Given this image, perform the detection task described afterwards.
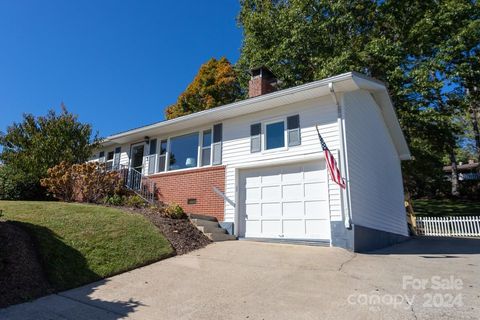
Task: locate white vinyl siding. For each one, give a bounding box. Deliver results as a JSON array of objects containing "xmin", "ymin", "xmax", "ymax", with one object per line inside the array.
[
  {"xmin": 343, "ymin": 90, "xmax": 408, "ymax": 236},
  {"xmin": 222, "ymin": 96, "xmax": 342, "ymax": 224}
]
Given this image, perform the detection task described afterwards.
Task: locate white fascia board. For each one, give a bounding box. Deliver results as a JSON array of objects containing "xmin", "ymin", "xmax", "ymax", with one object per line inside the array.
[
  {"xmin": 102, "ymin": 72, "xmax": 411, "ymax": 160},
  {"xmin": 102, "ymin": 72, "xmax": 358, "ymax": 146}
]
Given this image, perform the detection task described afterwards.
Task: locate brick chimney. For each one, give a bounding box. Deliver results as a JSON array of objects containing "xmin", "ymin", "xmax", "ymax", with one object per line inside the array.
[{"xmin": 248, "ymin": 66, "xmax": 277, "ymax": 98}]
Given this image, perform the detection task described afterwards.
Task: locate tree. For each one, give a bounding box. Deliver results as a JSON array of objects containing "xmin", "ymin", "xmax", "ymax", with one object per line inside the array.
[
  {"xmin": 0, "ymin": 104, "xmax": 100, "ymax": 199},
  {"xmin": 165, "ymin": 57, "xmax": 242, "ymax": 120},
  {"xmin": 237, "ymin": 0, "xmax": 479, "ymax": 197}
]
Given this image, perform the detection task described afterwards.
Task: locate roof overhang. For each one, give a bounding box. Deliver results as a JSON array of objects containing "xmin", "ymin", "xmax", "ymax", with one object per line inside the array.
[{"xmin": 102, "ymin": 72, "xmax": 411, "ymax": 160}]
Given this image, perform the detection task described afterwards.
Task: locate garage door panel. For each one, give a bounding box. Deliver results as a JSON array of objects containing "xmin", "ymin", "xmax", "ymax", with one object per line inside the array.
[
  {"xmin": 262, "ymin": 185, "xmax": 281, "ymax": 200},
  {"xmin": 240, "ymin": 161, "xmax": 330, "ymax": 240},
  {"xmin": 282, "ymin": 202, "xmax": 304, "ymax": 217},
  {"xmin": 283, "ymin": 184, "xmax": 303, "ymax": 200},
  {"xmin": 262, "ymin": 220, "xmax": 281, "ymax": 235},
  {"xmin": 282, "ymin": 166, "xmax": 303, "ymax": 183},
  {"xmin": 246, "ymin": 203, "xmax": 261, "ymax": 218},
  {"xmin": 245, "ymin": 175, "xmax": 261, "ymax": 187},
  {"xmin": 305, "ymin": 200, "xmax": 329, "ymax": 218},
  {"xmin": 304, "ymin": 182, "xmax": 326, "ymax": 200},
  {"xmin": 282, "ymin": 219, "xmax": 304, "ymax": 236},
  {"xmin": 246, "ymin": 187, "xmax": 261, "ymax": 201},
  {"xmin": 262, "ymin": 202, "xmax": 281, "ymax": 217},
  {"xmin": 261, "ymin": 171, "xmax": 281, "ymax": 184}
]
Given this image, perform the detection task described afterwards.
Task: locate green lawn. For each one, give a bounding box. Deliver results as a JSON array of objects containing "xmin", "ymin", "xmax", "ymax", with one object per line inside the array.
[
  {"xmin": 0, "ymin": 201, "xmax": 173, "ymax": 291},
  {"xmin": 413, "ymin": 199, "xmax": 480, "ymax": 217}
]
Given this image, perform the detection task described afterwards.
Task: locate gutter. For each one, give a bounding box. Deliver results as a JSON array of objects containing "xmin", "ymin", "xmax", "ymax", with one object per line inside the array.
[
  {"xmin": 329, "ymin": 82, "xmax": 352, "ymax": 229},
  {"xmin": 104, "ymin": 72, "xmax": 359, "ymax": 142}
]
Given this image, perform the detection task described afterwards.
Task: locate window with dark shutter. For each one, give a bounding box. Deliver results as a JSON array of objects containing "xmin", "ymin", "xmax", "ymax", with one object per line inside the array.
[
  {"xmin": 287, "ymin": 115, "xmax": 301, "ymax": 147},
  {"xmin": 251, "ymin": 123, "xmax": 261, "ymax": 152},
  {"xmin": 99, "ymin": 151, "xmax": 105, "ymax": 163},
  {"xmin": 212, "ymin": 124, "xmax": 222, "ymax": 165}
]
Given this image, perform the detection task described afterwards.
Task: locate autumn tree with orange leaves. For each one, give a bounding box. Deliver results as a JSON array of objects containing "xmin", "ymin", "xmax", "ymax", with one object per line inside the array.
[{"xmin": 165, "ymin": 57, "xmax": 242, "ymax": 120}]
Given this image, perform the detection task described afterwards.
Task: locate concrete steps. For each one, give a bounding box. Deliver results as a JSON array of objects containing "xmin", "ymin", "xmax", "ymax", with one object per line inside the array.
[
  {"xmin": 190, "ymin": 216, "xmax": 237, "ymax": 242},
  {"xmin": 205, "ymin": 232, "xmax": 237, "ymax": 241}
]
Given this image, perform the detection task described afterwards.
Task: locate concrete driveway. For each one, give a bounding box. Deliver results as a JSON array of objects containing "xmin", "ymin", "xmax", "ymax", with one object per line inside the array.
[{"xmin": 1, "ymin": 237, "xmax": 479, "ymax": 320}]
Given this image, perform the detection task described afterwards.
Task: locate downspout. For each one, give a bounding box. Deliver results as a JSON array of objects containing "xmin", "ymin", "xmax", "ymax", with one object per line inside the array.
[{"xmin": 329, "ymin": 82, "xmax": 352, "ymax": 229}]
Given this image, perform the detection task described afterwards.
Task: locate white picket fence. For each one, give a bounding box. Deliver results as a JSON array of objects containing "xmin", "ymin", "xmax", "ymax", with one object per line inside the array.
[{"xmin": 416, "ymin": 216, "xmax": 480, "ymax": 237}]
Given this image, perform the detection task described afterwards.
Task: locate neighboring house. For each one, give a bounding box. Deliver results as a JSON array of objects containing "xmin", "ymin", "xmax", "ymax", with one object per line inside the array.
[
  {"xmin": 443, "ymin": 160, "xmax": 480, "ymax": 181},
  {"xmin": 93, "ymin": 68, "xmax": 411, "ymax": 252}
]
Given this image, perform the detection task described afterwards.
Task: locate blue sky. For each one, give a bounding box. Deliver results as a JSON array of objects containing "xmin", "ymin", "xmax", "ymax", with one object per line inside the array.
[{"xmin": 0, "ymin": 1, "xmax": 242, "ymax": 139}]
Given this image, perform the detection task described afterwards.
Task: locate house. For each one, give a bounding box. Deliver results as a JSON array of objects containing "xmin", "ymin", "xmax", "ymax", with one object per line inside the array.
[{"xmin": 93, "ymin": 68, "xmax": 411, "ymax": 252}]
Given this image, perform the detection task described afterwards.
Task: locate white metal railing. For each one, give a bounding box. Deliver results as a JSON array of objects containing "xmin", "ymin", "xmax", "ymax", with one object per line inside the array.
[
  {"xmin": 416, "ymin": 216, "xmax": 480, "ymax": 237},
  {"xmin": 116, "ymin": 164, "xmax": 156, "ymax": 204}
]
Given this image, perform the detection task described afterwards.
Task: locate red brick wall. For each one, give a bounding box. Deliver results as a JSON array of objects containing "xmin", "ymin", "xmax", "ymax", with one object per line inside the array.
[
  {"xmin": 149, "ymin": 166, "xmax": 226, "ymax": 221},
  {"xmin": 248, "ymin": 77, "xmax": 275, "ymax": 98}
]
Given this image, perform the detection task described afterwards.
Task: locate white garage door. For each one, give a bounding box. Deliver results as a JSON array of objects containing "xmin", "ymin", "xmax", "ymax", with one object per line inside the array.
[{"xmin": 239, "ymin": 161, "xmax": 330, "ymax": 240}]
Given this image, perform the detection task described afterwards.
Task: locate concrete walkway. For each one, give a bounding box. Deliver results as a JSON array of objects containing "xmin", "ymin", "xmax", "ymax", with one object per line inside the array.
[{"xmin": 1, "ymin": 237, "xmax": 479, "ymax": 319}]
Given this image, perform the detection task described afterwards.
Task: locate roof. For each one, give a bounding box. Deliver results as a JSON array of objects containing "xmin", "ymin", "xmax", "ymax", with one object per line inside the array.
[{"xmin": 102, "ymin": 72, "xmax": 411, "ymax": 160}]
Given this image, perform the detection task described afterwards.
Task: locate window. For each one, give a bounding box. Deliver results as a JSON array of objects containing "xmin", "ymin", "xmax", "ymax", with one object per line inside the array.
[
  {"xmin": 147, "ymin": 139, "xmax": 157, "ymax": 174},
  {"xmin": 106, "ymin": 151, "xmax": 114, "ymax": 170},
  {"xmin": 287, "ymin": 115, "xmax": 301, "ymax": 146},
  {"xmin": 113, "ymin": 147, "xmax": 121, "ymax": 169},
  {"xmin": 250, "ymin": 123, "xmax": 261, "ymax": 153},
  {"xmin": 168, "ymin": 132, "xmax": 199, "ymax": 171},
  {"xmin": 212, "ymin": 123, "xmax": 222, "ymax": 165},
  {"xmin": 99, "ymin": 151, "xmax": 105, "ymax": 161},
  {"xmin": 149, "ymin": 139, "xmax": 157, "ymax": 155},
  {"xmin": 265, "ymin": 121, "xmax": 285, "ymax": 150},
  {"xmin": 201, "ymin": 130, "xmax": 212, "ymax": 166},
  {"xmin": 158, "ymin": 140, "xmax": 167, "ymax": 172}
]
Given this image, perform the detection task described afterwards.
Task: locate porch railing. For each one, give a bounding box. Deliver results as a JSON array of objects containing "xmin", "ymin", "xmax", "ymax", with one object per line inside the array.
[{"xmin": 116, "ymin": 164, "xmax": 156, "ymax": 204}]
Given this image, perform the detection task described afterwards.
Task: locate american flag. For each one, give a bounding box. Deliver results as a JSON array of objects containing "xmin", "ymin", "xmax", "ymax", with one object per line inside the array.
[{"xmin": 316, "ymin": 125, "xmax": 346, "ymax": 189}]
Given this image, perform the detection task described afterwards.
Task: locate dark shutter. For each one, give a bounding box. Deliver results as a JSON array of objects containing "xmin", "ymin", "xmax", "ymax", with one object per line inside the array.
[
  {"xmin": 213, "ymin": 123, "xmax": 222, "ymax": 143},
  {"xmin": 287, "ymin": 115, "xmax": 300, "ymax": 130},
  {"xmin": 250, "ymin": 123, "xmax": 261, "ymax": 153},
  {"xmin": 287, "ymin": 115, "xmax": 301, "ymax": 147}
]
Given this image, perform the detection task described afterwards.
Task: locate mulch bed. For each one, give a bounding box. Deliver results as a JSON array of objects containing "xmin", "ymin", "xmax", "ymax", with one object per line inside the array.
[
  {"xmin": 0, "ymin": 221, "xmax": 51, "ymax": 308},
  {"xmin": 119, "ymin": 207, "xmax": 212, "ymax": 255}
]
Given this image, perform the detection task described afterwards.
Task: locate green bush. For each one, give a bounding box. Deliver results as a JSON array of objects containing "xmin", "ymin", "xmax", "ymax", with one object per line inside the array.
[
  {"xmin": 104, "ymin": 194, "xmax": 125, "ymax": 206},
  {"xmin": 164, "ymin": 203, "xmax": 187, "ymax": 219},
  {"xmin": 124, "ymin": 195, "xmax": 146, "ymax": 208},
  {"xmin": 0, "ymin": 165, "xmax": 35, "ymax": 200}
]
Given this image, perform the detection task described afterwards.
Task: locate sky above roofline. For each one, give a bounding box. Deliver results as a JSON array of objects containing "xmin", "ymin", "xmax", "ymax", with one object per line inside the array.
[{"xmin": 0, "ymin": 1, "xmax": 242, "ymax": 141}]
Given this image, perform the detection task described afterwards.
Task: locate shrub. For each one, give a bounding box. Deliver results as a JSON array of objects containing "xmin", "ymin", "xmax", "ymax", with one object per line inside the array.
[
  {"xmin": 164, "ymin": 203, "xmax": 187, "ymax": 219},
  {"xmin": 41, "ymin": 161, "xmax": 123, "ymax": 203},
  {"xmin": 124, "ymin": 195, "xmax": 146, "ymax": 208},
  {"xmin": 39, "ymin": 162, "xmax": 75, "ymax": 201},
  {"xmin": 0, "ymin": 165, "xmax": 29, "ymax": 200},
  {"xmin": 104, "ymin": 194, "xmax": 125, "ymax": 206}
]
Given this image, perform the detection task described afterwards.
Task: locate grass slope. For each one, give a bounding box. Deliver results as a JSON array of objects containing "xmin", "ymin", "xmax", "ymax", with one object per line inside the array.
[
  {"xmin": 413, "ymin": 199, "xmax": 480, "ymax": 217},
  {"xmin": 0, "ymin": 201, "xmax": 173, "ymax": 291}
]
